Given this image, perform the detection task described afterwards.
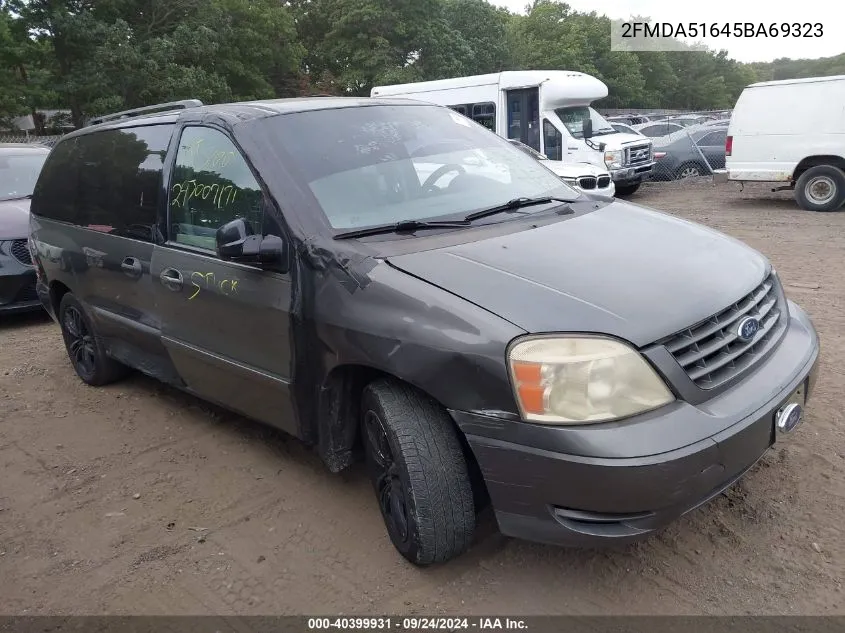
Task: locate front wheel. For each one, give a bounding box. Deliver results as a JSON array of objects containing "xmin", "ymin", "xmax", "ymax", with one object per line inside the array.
[
  {"xmin": 614, "ymin": 183, "xmax": 640, "ymax": 197},
  {"xmin": 794, "ymin": 165, "xmax": 845, "ymax": 212},
  {"xmin": 361, "ymin": 379, "xmax": 475, "ymax": 565}
]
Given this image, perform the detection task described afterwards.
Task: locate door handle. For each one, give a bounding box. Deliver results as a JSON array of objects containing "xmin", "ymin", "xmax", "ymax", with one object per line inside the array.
[
  {"xmin": 159, "ymin": 268, "xmax": 184, "ymax": 292},
  {"xmin": 121, "ymin": 256, "xmax": 143, "ymax": 278}
]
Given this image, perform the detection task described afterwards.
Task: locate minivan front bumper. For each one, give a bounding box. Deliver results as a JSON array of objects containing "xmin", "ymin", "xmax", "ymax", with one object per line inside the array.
[{"xmin": 450, "ymin": 301, "xmax": 819, "ymax": 547}]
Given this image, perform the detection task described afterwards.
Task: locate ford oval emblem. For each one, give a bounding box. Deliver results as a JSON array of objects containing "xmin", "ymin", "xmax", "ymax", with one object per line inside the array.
[{"xmin": 736, "ymin": 316, "xmax": 761, "ymax": 342}]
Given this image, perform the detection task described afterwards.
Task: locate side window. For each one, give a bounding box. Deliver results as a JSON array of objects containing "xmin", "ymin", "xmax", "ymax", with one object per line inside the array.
[
  {"xmin": 31, "ymin": 137, "xmax": 80, "ymax": 223},
  {"xmin": 471, "ymin": 103, "xmax": 495, "ymax": 131},
  {"xmin": 33, "ymin": 125, "xmax": 173, "ymax": 241},
  {"xmin": 699, "ymin": 131, "xmax": 726, "ymax": 147},
  {"xmin": 543, "ymin": 119, "xmax": 562, "ymax": 161},
  {"xmin": 76, "ymin": 125, "xmax": 173, "ymax": 242},
  {"xmin": 168, "ymin": 127, "xmax": 263, "ymax": 251}
]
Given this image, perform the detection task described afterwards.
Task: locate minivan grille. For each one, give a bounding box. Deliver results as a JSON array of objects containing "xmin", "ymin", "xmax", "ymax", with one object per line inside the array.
[
  {"xmin": 625, "ymin": 143, "xmax": 652, "ymax": 167},
  {"xmin": 10, "ymin": 239, "xmax": 32, "ymax": 266},
  {"xmin": 662, "ymin": 274, "xmax": 784, "ymax": 389}
]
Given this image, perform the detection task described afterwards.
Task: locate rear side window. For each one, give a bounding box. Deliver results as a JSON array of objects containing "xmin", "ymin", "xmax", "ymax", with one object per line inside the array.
[
  {"xmin": 697, "ymin": 131, "xmax": 727, "ymax": 147},
  {"xmin": 168, "ymin": 126, "xmax": 263, "ymax": 251},
  {"xmin": 31, "ymin": 139, "xmax": 80, "ymax": 223},
  {"xmin": 31, "ymin": 124, "xmax": 174, "ymax": 243}
]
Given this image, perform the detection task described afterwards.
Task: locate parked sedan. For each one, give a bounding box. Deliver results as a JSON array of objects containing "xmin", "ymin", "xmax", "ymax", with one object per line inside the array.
[
  {"xmin": 610, "ymin": 122, "xmax": 641, "ymax": 136},
  {"xmin": 652, "ymin": 126, "xmax": 727, "ymax": 181},
  {"xmin": 669, "ymin": 114, "xmax": 716, "ymax": 127},
  {"xmin": 1, "ymin": 143, "xmax": 50, "ymax": 314},
  {"xmin": 634, "ymin": 122, "xmax": 685, "ymax": 138}
]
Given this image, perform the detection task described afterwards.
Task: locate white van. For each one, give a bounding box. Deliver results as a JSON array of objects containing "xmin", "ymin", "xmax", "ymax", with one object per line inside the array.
[
  {"xmin": 371, "ymin": 71, "xmax": 654, "ymax": 197},
  {"xmin": 715, "ymin": 75, "xmax": 845, "ymax": 212}
]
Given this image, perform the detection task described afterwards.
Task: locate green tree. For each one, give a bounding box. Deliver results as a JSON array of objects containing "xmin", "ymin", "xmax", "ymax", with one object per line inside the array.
[{"xmin": 442, "ymin": 0, "xmax": 511, "ymax": 75}]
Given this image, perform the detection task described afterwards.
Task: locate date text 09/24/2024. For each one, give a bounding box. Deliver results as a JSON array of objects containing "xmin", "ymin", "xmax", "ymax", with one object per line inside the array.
[
  {"xmin": 621, "ymin": 22, "xmax": 823, "ymax": 39},
  {"xmin": 307, "ymin": 618, "xmax": 528, "ymax": 630}
]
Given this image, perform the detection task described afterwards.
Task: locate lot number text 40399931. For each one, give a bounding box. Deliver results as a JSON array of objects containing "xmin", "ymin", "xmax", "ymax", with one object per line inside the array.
[{"xmin": 307, "ymin": 617, "xmax": 529, "ymax": 630}]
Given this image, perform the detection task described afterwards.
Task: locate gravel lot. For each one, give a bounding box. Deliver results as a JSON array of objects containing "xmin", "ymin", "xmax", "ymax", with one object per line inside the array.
[{"xmin": 1, "ymin": 180, "xmax": 843, "ymax": 615}]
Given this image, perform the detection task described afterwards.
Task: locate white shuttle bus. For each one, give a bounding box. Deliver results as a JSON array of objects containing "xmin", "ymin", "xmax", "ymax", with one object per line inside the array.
[{"xmin": 371, "ymin": 70, "xmax": 655, "ymax": 196}]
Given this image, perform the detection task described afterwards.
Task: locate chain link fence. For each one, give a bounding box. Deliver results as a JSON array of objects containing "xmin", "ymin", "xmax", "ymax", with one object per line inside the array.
[
  {"xmin": 598, "ymin": 109, "xmax": 731, "ymax": 183},
  {"xmin": 0, "ymin": 134, "xmax": 64, "ymax": 147}
]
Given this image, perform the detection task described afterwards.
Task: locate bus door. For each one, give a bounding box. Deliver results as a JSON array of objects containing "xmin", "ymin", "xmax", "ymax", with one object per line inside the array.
[{"xmin": 505, "ymin": 88, "xmax": 540, "ymax": 152}]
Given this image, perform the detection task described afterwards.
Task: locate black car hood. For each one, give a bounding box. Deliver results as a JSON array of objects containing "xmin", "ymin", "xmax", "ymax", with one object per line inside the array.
[{"xmin": 385, "ymin": 201, "xmax": 769, "ymax": 347}]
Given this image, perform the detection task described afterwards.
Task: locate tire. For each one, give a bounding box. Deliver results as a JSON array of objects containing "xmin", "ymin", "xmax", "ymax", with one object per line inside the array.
[
  {"xmin": 614, "ymin": 183, "xmax": 640, "ymax": 197},
  {"xmin": 58, "ymin": 293, "xmax": 129, "ymax": 386},
  {"xmin": 675, "ymin": 162, "xmax": 704, "ymax": 180},
  {"xmin": 361, "ymin": 379, "xmax": 475, "ymax": 565},
  {"xmin": 794, "ymin": 165, "xmax": 845, "ymax": 212}
]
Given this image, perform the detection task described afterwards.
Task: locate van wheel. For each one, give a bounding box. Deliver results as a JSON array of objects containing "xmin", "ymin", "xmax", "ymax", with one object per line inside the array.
[
  {"xmin": 58, "ymin": 293, "xmax": 128, "ymax": 386},
  {"xmin": 361, "ymin": 379, "xmax": 475, "ymax": 565},
  {"xmin": 794, "ymin": 165, "xmax": 845, "ymax": 212},
  {"xmin": 615, "ymin": 183, "xmax": 640, "ymax": 197}
]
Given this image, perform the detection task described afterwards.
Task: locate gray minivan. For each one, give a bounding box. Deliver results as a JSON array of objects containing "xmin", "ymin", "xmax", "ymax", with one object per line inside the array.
[{"xmin": 29, "ymin": 98, "xmax": 819, "ymax": 565}]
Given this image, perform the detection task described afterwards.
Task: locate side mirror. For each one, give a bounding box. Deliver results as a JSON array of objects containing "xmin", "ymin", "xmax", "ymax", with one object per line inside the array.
[
  {"xmin": 216, "ymin": 218, "xmax": 289, "ymax": 272},
  {"xmin": 216, "ymin": 218, "xmax": 257, "ymax": 260},
  {"xmin": 582, "ymin": 118, "xmax": 594, "ymax": 140}
]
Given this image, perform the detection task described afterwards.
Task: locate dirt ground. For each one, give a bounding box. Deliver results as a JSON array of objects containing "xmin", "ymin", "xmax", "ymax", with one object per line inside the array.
[{"xmin": 1, "ymin": 179, "xmax": 843, "ymax": 616}]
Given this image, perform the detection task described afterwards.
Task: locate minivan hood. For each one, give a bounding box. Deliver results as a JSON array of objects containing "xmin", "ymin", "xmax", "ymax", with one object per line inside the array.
[
  {"xmin": 0, "ymin": 198, "xmax": 31, "ymax": 240},
  {"xmin": 386, "ymin": 201, "xmax": 768, "ymax": 347}
]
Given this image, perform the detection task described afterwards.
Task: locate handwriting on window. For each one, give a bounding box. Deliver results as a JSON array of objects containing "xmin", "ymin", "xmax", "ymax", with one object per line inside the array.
[
  {"xmin": 171, "ymin": 179, "xmax": 239, "ymax": 210},
  {"xmin": 182, "ymin": 138, "xmax": 237, "ymax": 170}
]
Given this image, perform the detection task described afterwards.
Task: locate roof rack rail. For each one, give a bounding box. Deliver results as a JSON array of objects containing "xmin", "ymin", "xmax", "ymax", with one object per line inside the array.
[{"xmin": 86, "ymin": 99, "xmax": 204, "ymax": 127}]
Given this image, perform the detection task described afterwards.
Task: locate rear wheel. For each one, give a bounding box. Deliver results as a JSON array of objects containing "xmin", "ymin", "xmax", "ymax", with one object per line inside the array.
[
  {"xmin": 361, "ymin": 379, "xmax": 475, "ymax": 565},
  {"xmin": 614, "ymin": 183, "xmax": 640, "ymax": 197},
  {"xmin": 58, "ymin": 293, "xmax": 128, "ymax": 386},
  {"xmin": 794, "ymin": 165, "xmax": 845, "ymax": 212},
  {"xmin": 675, "ymin": 162, "xmax": 704, "ymax": 179}
]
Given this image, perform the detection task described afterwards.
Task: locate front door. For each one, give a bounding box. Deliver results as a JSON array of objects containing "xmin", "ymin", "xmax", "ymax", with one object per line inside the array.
[
  {"xmin": 506, "ymin": 88, "xmax": 541, "ymax": 152},
  {"xmin": 150, "ymin": 124, "xmax": 297, "ymax": 435}
]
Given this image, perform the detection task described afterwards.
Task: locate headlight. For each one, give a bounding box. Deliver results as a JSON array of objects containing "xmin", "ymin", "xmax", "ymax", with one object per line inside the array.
[
  {"xmin": 508, "ymin": 336, "xmax": 674, "ymax": 424},
  {"xmin": 604, "ymin": 150, "xmax": 623, "ymax": 169}
]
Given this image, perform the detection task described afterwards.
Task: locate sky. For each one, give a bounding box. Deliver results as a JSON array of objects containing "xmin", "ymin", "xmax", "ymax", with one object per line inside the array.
[{"xmin": 491, "ymin": 0, "xmax": 844, "ymax": 63}]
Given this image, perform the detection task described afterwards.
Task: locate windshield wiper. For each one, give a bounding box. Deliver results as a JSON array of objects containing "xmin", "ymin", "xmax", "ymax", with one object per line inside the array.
[
  {"xmin": 463, "ymin": 196, "xmax": 575, "ymax": 222},
  {"xmin": 334, "ymin": 219, "xmax": 471, "ymax": 240}
]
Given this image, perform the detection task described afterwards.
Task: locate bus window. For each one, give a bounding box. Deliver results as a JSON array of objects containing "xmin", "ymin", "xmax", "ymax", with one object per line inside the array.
[
  {"xmin": 471, "ymin": 103, "xmax": 495, "ymax": 131},
  {"xmin": 543, "ymin": 119, "xmax": 562, "ymax": 161},
  {"xmin": 450, "ymin": 105, "xmax": 469, "ymax": 116}
]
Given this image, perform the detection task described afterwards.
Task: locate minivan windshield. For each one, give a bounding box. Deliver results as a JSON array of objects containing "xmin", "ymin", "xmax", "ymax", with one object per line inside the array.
[
  {"xmin": 507, "ymin": 139, "xmax": 548, "ymax": 161},
  {"xmin": 555, "ymin": 106, "xmax": 616, "ymax": 139},
  {"xmin": 262, "ymin": 104, "xmax": 578, "ymax": 230},
  {"xmin": 0, "ymin": 151, "xmax": 48, "ymax": 201}
]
